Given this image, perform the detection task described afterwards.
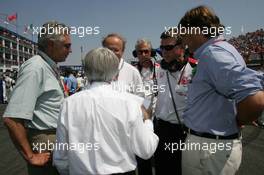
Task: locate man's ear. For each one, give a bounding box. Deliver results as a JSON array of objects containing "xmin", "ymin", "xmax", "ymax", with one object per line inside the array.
[
  {"xmin": 46, "ymin": 40, "xmax": 56, "ymax": 58},
  {"xmin": 47, "ymin": 40, "xmax": 54, "ymax": 49},
  {"xmin": 47, "ymin": 40, "xmax": 56, "ymax": 54}
]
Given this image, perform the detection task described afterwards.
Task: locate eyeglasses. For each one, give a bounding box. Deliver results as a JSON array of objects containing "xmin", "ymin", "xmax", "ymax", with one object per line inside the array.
[
  {"xmin": 160, "ymin": 44, "xmax": 179, "ymax": 51},
  {"xmin": 137, "ymin": 49, "xmax": 150, "ymax": 55},
  {"xmin": 64, "ymin": 43, "xmax": 71, "ymax": 49}
]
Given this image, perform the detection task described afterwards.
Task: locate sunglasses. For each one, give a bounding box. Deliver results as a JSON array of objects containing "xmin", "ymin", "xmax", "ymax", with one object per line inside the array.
[
  {"xmin": 137, "ymin": 49, "xmax": 150, "ymax": 55},
  {"xmin": 160, "ymin": 44, "xmax": 179, "ymax": 51},
  {"xmin": 64, "ymin": 43, "xmax": 71, "ymax": 49}
]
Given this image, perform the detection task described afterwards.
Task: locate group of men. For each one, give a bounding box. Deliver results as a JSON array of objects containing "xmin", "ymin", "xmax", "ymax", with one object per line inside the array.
[{"xmin": 2, "ymin": 5, "xmax": 264, "ymax": 175}]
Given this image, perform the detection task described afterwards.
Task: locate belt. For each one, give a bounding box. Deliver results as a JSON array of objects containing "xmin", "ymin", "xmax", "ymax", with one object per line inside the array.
[
  {"xmin": 156, "ymin": 118, "xmax": 181, "ymax": 126},
  {"xmin": 27, "ymin": 128, "xmax": 56, "ymax": 135},
  {"xmin": 184, "ymin": 126, "xmax": 241, "ymax": 140}
]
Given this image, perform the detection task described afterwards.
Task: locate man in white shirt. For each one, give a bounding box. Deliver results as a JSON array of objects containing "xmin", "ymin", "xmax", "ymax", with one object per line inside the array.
[
  {"xmin": 133, "ymin": 38, "xmax": 160, "ymax": 113},
  {"xmin": 102, "ymin": 33, "xmax": 143, "ymax": 96},
  {"xmin": 154, "ymin": 29, "xmax": 193, "ymax": 175},
  {"xmin": 53, "ymin": 48, "xmax": 159, "ymax": 175}
]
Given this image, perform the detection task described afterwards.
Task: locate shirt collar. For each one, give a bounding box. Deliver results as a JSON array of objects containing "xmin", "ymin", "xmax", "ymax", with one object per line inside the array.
[
  {"xmin": 118, "ymin": 58, "xmax": 124, "ymax": 70},
  {"xmin": 194, "ymin": 35, "xmax": 225, "ymax": 59},
  {"xmin": 38, "ymin": 50, "xmax": 58, "ymax": 70},
  {"xmin": 90, "ymin": 81, "xmax": 111, "ymax": 89}
]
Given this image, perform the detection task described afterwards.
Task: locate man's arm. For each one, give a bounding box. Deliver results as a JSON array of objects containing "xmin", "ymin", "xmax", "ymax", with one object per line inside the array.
[
  {"xmin": 237, "ymin": 91, "xmax": 264, "ymax": 125},
  {"xmin": 3, "ymin": 117, "xmax": 50, "ymax": 166},
  {"xmin": 130, "ymin": 105, "xmax": 159, "ymax": 160}
]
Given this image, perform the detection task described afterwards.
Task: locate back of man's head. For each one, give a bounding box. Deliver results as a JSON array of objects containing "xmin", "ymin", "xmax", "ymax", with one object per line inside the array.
[
  {"xmin": 178, "ymin": 5, "xmax": 224, "ymax": 38},
  {"xmin": 83, "ymin": 47, "xmax": 119, "ymax": 83}
]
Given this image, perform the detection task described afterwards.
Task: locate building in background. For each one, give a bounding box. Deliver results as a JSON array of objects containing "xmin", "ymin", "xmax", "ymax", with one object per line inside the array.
[{"xmin": 0, "ymin": 25, "xmax": 37, "ymax": 72}]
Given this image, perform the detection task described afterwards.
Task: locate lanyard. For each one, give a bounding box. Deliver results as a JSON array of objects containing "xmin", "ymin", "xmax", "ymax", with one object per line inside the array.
[
  {"xmin": 38, "ymin": 50, "xmax": 68, "ymax": 97},
  {"xmin": 166, "ymin": 71, "xmax": 183, "ymax": 128}
]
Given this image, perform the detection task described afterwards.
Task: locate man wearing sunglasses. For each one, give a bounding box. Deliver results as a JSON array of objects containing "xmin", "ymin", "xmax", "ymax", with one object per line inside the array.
[
  {"xmin": 3, "ymin": 21, "xmax": 71, "ymax": 175},
  {"xmin": 154, "ymin": 28, "xmax": 193, "ymax": 175}
]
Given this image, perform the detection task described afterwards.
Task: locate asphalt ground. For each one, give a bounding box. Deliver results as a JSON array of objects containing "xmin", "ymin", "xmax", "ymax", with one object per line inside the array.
[{"xmin": 0, "ymin": 104, "xmax": 263, "ymax": 175}]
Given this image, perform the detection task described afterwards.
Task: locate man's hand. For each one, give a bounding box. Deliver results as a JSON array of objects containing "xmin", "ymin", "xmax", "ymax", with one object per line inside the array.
[
  {"xmin": 3, "ymin": 117, "xmax": 50, "ymax": 166},
  {"xmin": 28, "ymin": 152, "xmax": 51, "ymax": 166},
  {"xmin": 141, "ymin": 105, "xmax": 151, "ymax": 121}
]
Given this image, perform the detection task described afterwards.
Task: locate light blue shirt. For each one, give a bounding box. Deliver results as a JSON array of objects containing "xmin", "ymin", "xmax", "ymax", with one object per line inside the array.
[
  {"xmin": 66, "ymin": 74, "xmax": 78, "ymax": 93},
  {"xmin": 183, "ymin": 35, "xmax": 264, "ymax": 136},
  {"xmin": 3, "ymin": 53, "xmax": 64, "ymax": 130}
]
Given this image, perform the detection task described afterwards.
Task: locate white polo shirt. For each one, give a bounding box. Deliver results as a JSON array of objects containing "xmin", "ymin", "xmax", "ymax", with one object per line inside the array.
[{"xmin": 155, "ymin": 63, "xmax": 193, "ymax": 124}]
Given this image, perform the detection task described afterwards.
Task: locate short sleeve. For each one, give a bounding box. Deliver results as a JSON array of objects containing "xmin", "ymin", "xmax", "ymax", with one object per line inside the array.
[
  {"xmin": 205, "ymin": 46, "xmax": 263, "ymax": 103},
  {"xmin": 3, "ymin": 66, "xmax": 42, "ymax": 120}
]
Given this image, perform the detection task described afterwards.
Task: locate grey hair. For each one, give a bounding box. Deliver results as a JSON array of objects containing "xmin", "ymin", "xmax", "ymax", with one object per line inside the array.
[
  {"xmin": 135, "ymin": 38, "xmax": 152, "ymax": 50},
  {"xmin": 38, "ymin": 20, "xmax": 69, "ymax": 51},
  {"xmin": 83, "ymin": 47, "xmax": 119, "ymax": 83}
]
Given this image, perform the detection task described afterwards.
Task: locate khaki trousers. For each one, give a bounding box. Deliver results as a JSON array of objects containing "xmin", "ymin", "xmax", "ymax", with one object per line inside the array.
[
  {"xmin": 182, "ymin": 133, "xmax": 242, "ymax": 175},
  {"xmin": 27, "ymin": 128, "xmax": 59, "ymax": 175}
]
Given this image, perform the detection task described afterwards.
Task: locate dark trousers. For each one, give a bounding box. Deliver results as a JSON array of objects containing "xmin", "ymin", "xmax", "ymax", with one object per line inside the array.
[
  {"xmin": 154, "ymin": 119, "xmax": 186, "ymax": 175},
  {"xmin": 112, "ymin": 170, "xmax": 135, "ymax": 175},
  {"xmin": 136, "ymin": 156, "xmax": 152, "ymax": 175}
]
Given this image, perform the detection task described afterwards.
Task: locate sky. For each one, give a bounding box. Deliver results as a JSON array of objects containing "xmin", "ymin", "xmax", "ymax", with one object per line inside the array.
[{"xmin": 0, "ymin": 0, "xmax": 264, "ymax": 65}]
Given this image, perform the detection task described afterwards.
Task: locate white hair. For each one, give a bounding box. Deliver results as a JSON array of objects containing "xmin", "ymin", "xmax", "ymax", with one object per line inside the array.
[
  {"xmin": 83, "ymin": 47, "xmax": 119, "ymax": 83},
  {"xmin": 135, "ymin": 38, "xmax": 152, "ymax": 50}
]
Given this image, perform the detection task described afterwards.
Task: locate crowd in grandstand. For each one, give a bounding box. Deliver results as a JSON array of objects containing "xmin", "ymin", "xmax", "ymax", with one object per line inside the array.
[{"xmin": 229, "ymin": 28, "xmax": 264, "ymax": 64}]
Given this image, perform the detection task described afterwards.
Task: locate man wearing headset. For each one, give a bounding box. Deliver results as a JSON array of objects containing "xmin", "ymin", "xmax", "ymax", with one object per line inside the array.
[
  {"xmin": 133, "ymin": 38, "xmax": 160, "ymax": 175},
  {"xmin": 154, "ymin": 28, "xmax": 193, "ymax": 175},
  {"xmin": 133, "ymin": 39, "xmax": 160, "ymax": 115}
]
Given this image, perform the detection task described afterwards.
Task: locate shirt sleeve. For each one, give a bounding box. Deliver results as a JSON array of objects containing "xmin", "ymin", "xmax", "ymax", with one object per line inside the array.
[
  {"xmin": 53, "ymin": 100, "xmax": 69, "ymax": 175},
  {"xmin": 205, "ymin": 45, "xmax": 263, "ymax": 103},
  {"xmin": 3, "ymin": 66, "xmax": 41, "ymax": 120},
  {"xmin": 132, "ymin": 68, "xmax": 144, "ymax": 97},
  {"xmin": 129, "ymin": 105, "xmax": 159, "ymax": 159}
]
